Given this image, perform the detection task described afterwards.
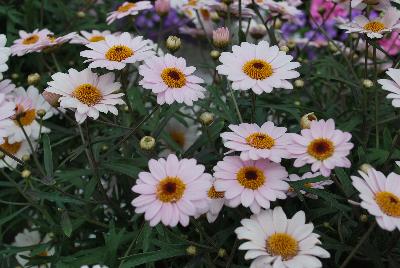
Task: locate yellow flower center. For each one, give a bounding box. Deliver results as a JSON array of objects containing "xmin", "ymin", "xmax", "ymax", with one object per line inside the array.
[
  {"xmin": 236, "ymin": 166, "xmax": 265, "ymax": 190},
  {"xmin": 246, "ymin": 132, "xmax": 275, "ymax": 149},
  {"xmin": 73, "ymin": 83, "xmax": 103, "ymax": 106},
  {"xmin": 0, "ymin": 139, "xmax": 21, "ymax": 155},
  {"xmin": 242, "ymin": 59, "xmax": 273, "ymax": 80},
  {"xmin": 22, "ymin": 35, "xmax": 39, "ymax": 45},
  {"xmin": 363, "ymin": 21, "xmax": 385, "ymax": 32},
  {"xmin": 208, "ymin": 186, "xmax": 225, "ymax": 199},
  {"xmin": 307, "ymin": 138, "xmax": 334, "ymax": 161},
  {"xmin": 156, "ymin": 177, "xmax": 186, "ymax": 203},
  {"xmin": 170, "ymin": 131, "xmax": 185, "ymax": 148},
  {"xmin": 37, "ymin": 251, "xmax": 48, "ymax": 257},
  {"xmin": 161, "ymin": 68, "xmax": 187, "ymax": 88},
  {"xmin": 375, "ymin": 191, "xmax": 400, "ymax": 217},
  {"xmin": 117, "ymin": 2, "xmax": 136, "ymax": 12},
  {"xmin": 14, "ymin": 105, "xmax": 36, "ymax": 126},
  {"xmin": 105, "ymin": 45, "xmax": 134, "ymax": 62},
  {"xmin": 266, "ymin": 233, "xmax": 299, "ymax": 261},
  {"xmin": 89, "ymin": 35, "xmax": 105, "ymax": 42}
]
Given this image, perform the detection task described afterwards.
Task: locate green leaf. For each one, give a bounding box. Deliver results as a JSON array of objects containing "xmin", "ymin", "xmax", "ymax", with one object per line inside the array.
[
  {"xmin": 0, "ymin": 206, "xmax": 28, "ymax": 225},
  {"xmin": 120, "ymin": 246, "xmax": 186, "ymax": 268},
  {"xmin": 103, "ymin": 160, "xmax": 141, "ymax": 178},
  {"xmin": 42, "ymin": 134, "xmax": 53, "ymax": 178},
  {"xmin": 334, "ymin": 168, "xmax": 354, "ymax": 197},
  {"xmin": 61, "ymin": 211, "xmax": 73, "ymax": 237}
]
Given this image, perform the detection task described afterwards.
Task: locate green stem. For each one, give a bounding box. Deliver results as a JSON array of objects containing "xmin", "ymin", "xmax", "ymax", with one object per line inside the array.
[{"xmin": 228, "ymin": 83, "xmax": 243, "ymax": 123}]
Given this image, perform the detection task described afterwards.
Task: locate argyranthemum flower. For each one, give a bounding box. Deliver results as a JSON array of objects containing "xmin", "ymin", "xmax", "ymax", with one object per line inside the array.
[
  {"xmin": 351, "ymin": 168, "xmax": 400, "ymax": 231},
  {"xmin": 12, "ymin": 229, "xmax": 54, "ymax": 268},
  {"xmin": 0, "ymin": 138, "xmax": 33, "ymax": 168},
  {"xmin": 235, "ymin": 206, "xmax": 330, "ymax": 268},
  {"xmin": 217, "ymin": 41, "xmax": 300, "ymax": 94},
  {"xmin": 139, "ymin": 54, "xmax": 206, "ymax": 105},
  {"xmin": 45, "ymin": 68, "xmax": 125, "ymax": 124},
  {"xmin": 7, "ymin": 86, "xmax": 53, "ymax": 143},
  {"xmin": 0, "ymin": 95, "xmax": 14, "ymax": 145},
  {"xmin": 339, "ymin": 7, "xmax": 400, "ymax": 39},
  {"xmin": 131, "ymin": 154, "xmax": 212, "ymax": 227},
  {"xmin": 213, "ymin": 156, "xmax": 289, "ymax": 214},
  {"xmin": 351, "ymin": 0, "xmax": 391, "ymax": 10},
  {"xmin": 163, "ymin": 117, "xmax": 199, "ymax": 153},
  {"xmin": 378, "ymin": 68, "xmax": 400, "ymax": 107},
  {"xmin": 0, "ymin": 34, "xmax": 10, "ymax": 80},
  {"xmin": 70, "ymin": 30, "xmax": 113, "ymax": 45},
  {"xmin": 221, "ymin": 122, "xmax": 291, "ymax": 162},
  {"xmin": 198, "ymin": 178, "xmax": 228, "ymax": 223},
  {"xmin": 40, "ymin": 32, "xmax": 76, "ymax": 50},
  {"xmin": 10, "ymin": 29, "xmax": 52, "ymax": 56},
  {"xmin": 0, "ymin": 79, "xmax": 16, "ymax": 96},
  {"xmin": 106, "ymin": 1, "xmax": 153, "ymax": 24},
  {"xmin": 287, "ymin": 172, "xmax": 333, "ymax": 199},
  {"xmin": 80, "ymin": 32, "xmax": 155, "ymax": 70},
  {"xmin": 289, "ymin": 119, "xmax": 353, "ymax": 177}
]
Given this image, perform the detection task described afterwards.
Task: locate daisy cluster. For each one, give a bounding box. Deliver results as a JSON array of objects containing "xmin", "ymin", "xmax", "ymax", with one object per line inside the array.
[{"xmin": 2, "ymin": 0, "xmax": 400, "ymax": 267}]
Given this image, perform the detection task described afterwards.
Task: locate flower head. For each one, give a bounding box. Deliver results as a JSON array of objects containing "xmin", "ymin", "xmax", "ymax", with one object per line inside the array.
[
  {"xmin": 70, "ymin": 30, "xmax": 113, "ymax": 45},
  {"xmin": 0, "ymin": 34, "xmax": 10, "ymax": 80},
  {"xmin": 45, "ymin": 68, "xmax": 125, "ymax": 124},
  {"xmin": 106, "ymin": 1, "xmax": 153, "ymax": 24},
  {"xmin": 0, "ymin": 95, "xmax": 14, "ymax": 145},
  {"xmin": 217, "ymin": 41, "xmax": 300, "ymax": 94},
  {"xmin": 213, "ymin": 27, "xmax": 230, "ymax": 48},
  {"xmin": 0, "ymin": 138, "xmax": 33, "ymax": 169},
  {"xmin": 235, "ymin": 206, "xmax": 330, "ymax": 267},
  {"xmin": 10, "ymin": 29, "xmax": 52, "ymax": 56},
  {"xmin": 131, "ymin": 154, "xmax": 212, "ymax": 227},
  {"xmin": 378, "ymin": 68, "xmax": 400, "ymax": 108}
]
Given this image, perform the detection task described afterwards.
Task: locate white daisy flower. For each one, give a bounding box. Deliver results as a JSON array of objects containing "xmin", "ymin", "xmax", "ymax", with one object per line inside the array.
[
  {"xmin": 352, "ymin": 168, "xmax": 400, "ymax": 231},
  {"xmin": 350, "ymin": 0, "xmax": 392, "ymax": 10},
  {"xmin": 40, "ymin": 32, "xmax": 76, "ymax": 49},
  {"xmin": 10, "ymin": 29, "xmax": 52, "ymax": 56},
  {"xmin": 106, "ymin": 1, "xmax": 153, "ymax": 25},
  {"xmin": 163, "ymin": 117, "xmax": 199, "ymax": 152},
  {"xmin": 0, "ymin": 138, "xmax": 34, "ymax": 168},
  {"xmin": 0, "ymin": 95, "xmax": 14, "ymax": 145},
  {"xmin": 45, "ymin": 68, "xmax": 125, "ymax": 124},
  {"xmin": 378, "ymin": 68, "xmax": 400, "ymax": 108},
  {"xmin": 235, "ymin": 206, "xmax": 330, "ymax": 268},
  {"xmin": 7, "ymin": 86, "xmax": 53, "ymax": 143},
  {"xmin": 204, "ymin": 179, "xmax": 228, "ymax": 223},
  {"xmin": 80, "ymin": 32, "xmax": 155, "ymax": 70},
  {"xmin": 12, "ymin": 229, "xmax": 55, "ymax": 268},
  {"xmin": 287, "ymin": 172, "xmax": 334, "ymax": 199},
  {"xmin": 0, "ymin": 34, "xmax": 10, "ymax": 80},
  {"xmin": 217, "ymin": 41, "xmax": 300, "ymax": 94},
  {"xmin": 70, "ymin": 30, "xmax": 114, "ymax": 45},
  {"xmin": 339, "ymin": 7, "xmax": 400, "ymax": 39}
]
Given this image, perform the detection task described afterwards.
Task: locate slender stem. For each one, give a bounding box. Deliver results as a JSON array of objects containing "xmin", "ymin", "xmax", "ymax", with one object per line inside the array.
[
  {"xmin": 51, "ymin": 53, "xmax": 62, "ymax": 72},
  {"xmin": 228, "ymin": 83, "xmax": 243, "ymax": 123},
  {"xmin": 251, "ymin": 92, "xmax": 256, "ymax": 123},
  {"xmin": 195, "ymin": 10, "xmax": 212, "ymax": 46},
  {"xmin": 238, "ymin": 0, "xmax": 242, "ymax": 40},
  {"xmin": 251, "ymin": 0, "xmax": 277, "ymax": 45},
  {"xmin": 225, "ymin": 238, "xmax": 239, "ymax": 268},
  {"xmin": 373, "ymin": 43, "xmax": 379, "ymax": 148},
  {"xmin": 118, "ymin": 221, "xmax": 146, "ymax": 266}
]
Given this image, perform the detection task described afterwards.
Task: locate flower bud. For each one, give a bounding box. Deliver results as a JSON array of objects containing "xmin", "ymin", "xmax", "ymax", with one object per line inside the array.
[
  {"xmin": 155, "ymin": 0, "xmax": 170, "ymax": 17},
  {"xmin": 166, "ymin": 36, "xmax": 181, "ymax": 53},
  {"xmin": 27, "ymin": 73, "xmax": 40, "ymax": 85},
  {"xmin": 218, "ymin": 248, "xmax": 226, "ymax": 258},
  {"xmin": 213, "ymin": 27, "xmax": 230, "ymax": 49},
  {"xmin": 300, "ymin": 112, "xmax": 317, "ymax": 129},
  {"xmin": 210, "ymin": 12, "xmax": 220, "ymax": 23},
  {"xmin": 123, "ymin": 105, "xmax": 129, "ymax": 112},
  {"xmin": 350, "ymin": 33, "xmax": 359, "ymax": 39},
  {"xmin": 363, "ymin": 79, "xmax": 374, "ymax": 88},
  {"xmin": 37, "ymin": 109, "xmax": 47, "ymax": 118},
  {"xmin": 279, "ymin": 45, "xmax": 289, "ymax": 53},
  {"xmin": 323, "ymin": 222, "xmax": 330, "ymax": 228},
  {"xmin": 199, "ymin": 112, "xmax": 214, "ymax": 126},
  {"xmin": 249, "ymin": 24, "xmax": 267, "ymax": 40},
  {"xmin": 294, "ymin": 100, "xmax": 301, "ymax": 106},
  {"xmin": 42, "ymin": 91, "xmax": 61, "ymax": 107},
  {"xmin": 140, "ymin": 136, "xmax": 156, "ymax": 150},
  {"xmin": 294, "ymin": 79, "xmax": 304, "ymax": 88},
  {"xmin": 0, "ymin": 151, "xmax": 5, "ymax": 159},
  {"xmin": 22, "ymin": 154, "xmax": 30, "ymax": 162},
  {"xmin": 328, "ymin": 42, "xmax": 338, "ymax": 53},
  {"xmin": 359, "ymin": 163, "xmax": 373, "ymax": 173},
  {"xmin": 76, "ymin": 11, "xmax": 86, "ymax": 18},
  {"xmin": 274, "ymin": 18, "xmax": 282, "ymax": 29},
  {"xmin": 186, "ymin": 245, "xmax": 197, "ymax": 256},
  {"xmin": 359, "ymin": 214, "xmax": 368, "ymax": 222},
  {"xmin": 11, "ymin": 73, "xmax": 19, "ymax": 80},
  {"xmin": 210, "ymin": 50, "xmax": 221, "ymax": 60},
  {"xmin": 287, "ymin": 40, "xmax": 296, "ymax": 49},
  {"xmin": 21, "ymin": 169, "xmax": 31, "ymax": 178},
  {"xmin": 101, "ymin": 145, "xmax": 109, "ymax": 152}
]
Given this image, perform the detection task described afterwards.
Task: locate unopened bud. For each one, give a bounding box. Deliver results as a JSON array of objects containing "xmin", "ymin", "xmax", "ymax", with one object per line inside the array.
[
  {"xmin": 213, "ymin": 27, "xmax": 230, "ymax": 49},
  {"xmin": 101, "ymin": 145, "xmax": 109, "ymax": 152},
  {"xmin": 155, "ymin": 0, "xmax": 170, "ymax": 17},
  {"xmin": 323, "ymin": 222, "xmax": 330, "ymax": 228},
  {"xmin": 22, "ymin": 154, "xmax": 30, "ymax": 162},
  {"xmin": 76, "ymin": 11, "xmax": 86, "ymax": 18},
  {"xmin": 166, "ymin": 36, "xmax": 181, "ymax": 53},
  {"xmin": 274, "ymin": 18, "xmax": 282, "ymax": 29},
  {"xmin": 11, "ymin": 73, "xmax": 19, "ymax": 80},
  {"xmin": 42, "ymin": 91, "xmax": 61, "ymax": 107},
  {"xmin": 37, "ymin": 109, "xmax": 46, "ymax": 118},
  {"xmin": 123, "ymin": 105, "xmax": 129, "ymax": 112},
  {"xmin": 0, "ymin": 151, "xmax": 5, "ymax": 159},
  {"xmin": 300, "ymin": 112, "xmax": 317, "ymax": 129},
  {"xmin": 210, "ymin": 50, "xmax": 220, "ymax": 60},
  {"xmin": 363, "ymin": 79, "xmax": 374, "ymax": 88},
  {"xmin": 27, "ymin": 73, "xmax": 40, "ymax": 85},
  {"xmin": 249, "ymin": 24, "xmax": 267, "ymax": 40},
  {"xmin": 218, "ymin": 248, "xmax": 226, "ymax": 258},
  {"xmin": 359, "ymin": 163, "xmax": 373, "ymax": 173},
  {"xmin": 328, "ymin": 42, "xmax": 338, "ymax": 53},
  {"xmin": 199, "ymin": 112, "xmax": 214, "ymax": 126},
  {"xmin": 359, "ymin": 214, "xmax": 368, "ymax": 222},
  {"xmin": 21, "ymin": 169, "xmax": 31, "ymax": 178},
  {"xmin": 280, "ymin": 45, "xmax": 289, "ymax": 53},
  {"xmin": 294, "ymin": 79, "xmax": 304, "ymax": 88},
  {"xmin": 186, "ymin": 245, "xmax": 197, "ymax": 256},
  {"xmin": 140, "ymin": 136, "xmax": 156, "ymax": 150},
  {"xmin": 287, "ymin": 40, "xmax": 296, "ymax": 49}
]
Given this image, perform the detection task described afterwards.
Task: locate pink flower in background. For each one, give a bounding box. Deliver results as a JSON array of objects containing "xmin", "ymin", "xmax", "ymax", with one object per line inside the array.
[
  {"xmin": 379, "ymin": 32, "xmax": 400, "ymax": 56},
  {"xmin": 310, "ymin": 0, "xmax": 348, "ymax": 24}
]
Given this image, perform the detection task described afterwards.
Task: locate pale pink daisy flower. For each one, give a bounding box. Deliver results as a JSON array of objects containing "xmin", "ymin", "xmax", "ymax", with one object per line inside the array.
[
  {"xmin": 0, "ymin": 95, "xmax": 14, "ymax": 145},
  {"xmin": 289, "ymin": 119, "xmax": 353, "ymax": 177},
  {"xmin": 217, "ymin": 41, "xmax": 300, "ymax": 95},
  {"xmin": 221, "ymin": 122, "xmax": 291, "ymax": 162},
  {"xmin": 10, "ymin": 29, "xmax": 52, "ymax": 56},
  {"xmin": 70, "ymin": 30, "xmax": 113, "ymax": 45},
  {"xmin": 0, "ymin": 34, "xmax": 10, "ymax": 80},
  {"xmin": 350, "ymin": 0, "xmax": 392, "ymax": 10},
  {"xmin": 351, "ymin": 168, "xmax": 400, "ymax": 231},
  {"xmin": 201, "ymin": 179, "xmax": 228, "ymax": 223},
  {"xmin": 213, "ymin": 156, "xmax": 289, "ymax": 214},
  {"xmin": 339, "ymin": 7, "xmax": 400, "ymax": 39},
  {"xmin": 0, "ymin": 139, "xmax": 34, "ymax": 169},
  {"xmin": 40, "ymin": 32, "xmax": 76, "ymax": 49},
  {"xmin": 45, "ymin": 68, "xmax": 125, "ymax": 124},
  {"xmin": 131, "ymin": 154, "xmax": 212, "ymax": 227},
  {"xmin": 80, "ymin": 32, "xmax": 155, "ymax": 70},
  {"xmin": 139, "ymin": 54, "xmax": 206, "ymax": 105},
  {"xmin": 106, "ymin": 1, "xmax": 153, "ymax": 25},
  {"xmin": 235, "ymin": 206, "xmax": 330, "ymax": 268},
  {"xmin": 287, "ymin": 172, "xmax": 333, "ymax": 199},
  {"xmin": 0, "ymin": 79, "xmax": 16, "ymax": 97},
  {"xmin": 378, "ymin": 68, "xmax": 400, "ymax": 108},
  {"xmin": 258, "ymin": 0, "xmax": 303, "ymax": 23}
]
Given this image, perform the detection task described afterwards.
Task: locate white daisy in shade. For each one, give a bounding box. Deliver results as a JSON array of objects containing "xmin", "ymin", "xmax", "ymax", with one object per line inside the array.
[
  {"xmin": 131, "ymin": 154, "xmax": 212, "ymax": 227},
  {"xmin": 260, "ymin": 0, "xmax": 303, "ymax": 23},
  {"xmin": 213, "ymin": 156, "xmax": 289, "ymax": 214},
  {"xmin": 10, "ymin": 29, "xmax": 52, "ymax": 56},
  {"xmin": 80, "ymin": 32, "xmax": 155, "ymax": 70},
  {"xmin": 70, "ymin": 30, "xmax": 113, "ymax": 45},
  {"xmin": 45, "ymin": 68, "xmax": 125, "ymax": 124},
  {"xmin": 217, "ymin": 41, "xmax": 300, "ymax": 94},
  {"xmin": 235, "ymin": 206, "xmax": 330, "ymax": 268},
  {"xmin": 0, "ymin": 95, "xmax": 14, "ymax": 145},
  {"xmin": 287, "ymin": 172, "xmax": 334, "ymax": 199},
  {"xmin": 378, "ymin": 68, "xmax": 400, "ymax": 108},
  {"xmin": 221, "ymin": 121, "xmax": 291, "ymax": 162},
  {"xmin": 106, "ymin": 1, "xmax": 153, "ymax": 24},
  {"xmin": 351, "ymin": 0, "xmax": 392, "ymax": 10},
  {"xmin": 351, "ymin": 168, "xmax": 400, "ymax": 231},
  {"xmin": 204, "ymin": 179, "xmax": 228, "ymax": 223},
  {"xmin": 289, "ymin": 119, "xmax": 353, "ymax": 177},
  {"xmin": 12, "ymin": 229, "xmax": 54, "ymax": 268},
  {"xmin": 0, "ymin": 79, "xmax": 16, "ymax": 97},
  {"xmin": 7, "ymin": 86, "xmax": 53, "ymax": 143},
  {"xmin": 162, "ymin": 117, "xmax": 199, "ymax": 153},
  {"xmin": 0, "ymin": 34, "xmax": 10, "ymax": 80},
  {"xmin": 339, "ymin": 7, "xmax": 400, "ymax": 39},
  {"xmin": 0, "ymin": 138, "xmax": 34, "ymax": 168},
  {"xmin": 139, "ymin": 54, "xmax": 206, "ymax": 105},
  {"xmin": 40, "ymin": 32, "xmax": 76, "ymax": 50}
]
